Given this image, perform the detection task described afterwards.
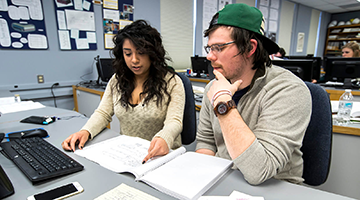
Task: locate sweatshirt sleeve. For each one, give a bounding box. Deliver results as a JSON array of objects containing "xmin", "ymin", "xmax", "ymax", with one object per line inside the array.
[
  {"xmin": 233, "ymin": 82, "xmax": 311, "ymax": 185},
  {"xmin": 81, "ymin": 75, "xmax": 117, "ymax": 139},
  {"xmin": 154, "ymin": 74, "xmax": 185, "ymax": 149}
]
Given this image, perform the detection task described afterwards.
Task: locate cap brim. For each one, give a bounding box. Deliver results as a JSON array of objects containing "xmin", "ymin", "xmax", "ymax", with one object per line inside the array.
[{"xmin": 255, "ymin": 33, "xmax": 279, "ymax": 54}]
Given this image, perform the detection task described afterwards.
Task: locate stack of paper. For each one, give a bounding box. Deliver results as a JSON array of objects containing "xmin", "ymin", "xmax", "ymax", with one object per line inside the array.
[{"xmin": 0, "ymin": 99, "xmax": 45, "ymax": 114}]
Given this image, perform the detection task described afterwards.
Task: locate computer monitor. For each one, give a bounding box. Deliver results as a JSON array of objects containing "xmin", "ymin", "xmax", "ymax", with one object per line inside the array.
[
  {"xmin": 191, "ymin": 56, "xmax": 210, "ymax": 77},
  {"xmin": 324, "ymin": 57, "xmax": 360, "ymax": 88},
  {"xmin": 284, "ymin": 56, "xmax": 322, "ymax": 80},
  {"xmin": 96, "ymin": 58, "xmax": 114, "ymax": 84},
  {"xmin": 271, "ymin": 59, "xmax": 314, "ymax": 82}
]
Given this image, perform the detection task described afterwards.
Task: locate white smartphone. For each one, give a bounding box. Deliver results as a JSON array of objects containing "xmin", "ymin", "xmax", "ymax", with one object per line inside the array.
[{"xmin": 27, "ymin": 182, "xmax": 84, "ymax": 200}]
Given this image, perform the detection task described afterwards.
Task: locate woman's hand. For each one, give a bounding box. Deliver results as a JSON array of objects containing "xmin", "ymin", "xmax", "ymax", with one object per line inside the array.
[
  {"xmin": 62, "ymin": 130, "xmax": 90, "ymax": 152},
  {"xmin": 142, "ymin": 137, "xmax": 169, "ymax": 164}
]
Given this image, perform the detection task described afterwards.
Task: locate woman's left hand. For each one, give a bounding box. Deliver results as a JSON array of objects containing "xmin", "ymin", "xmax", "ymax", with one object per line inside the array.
[{"xmin": 142, "ymin": 137, "xmax": 169, "ymax": 164}]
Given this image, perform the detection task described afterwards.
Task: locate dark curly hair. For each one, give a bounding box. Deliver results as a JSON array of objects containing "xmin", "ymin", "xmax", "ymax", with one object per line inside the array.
[
  {"xmin": 204, "ymin": 14, "xmax": 271, "ymax": 70},
  {"xmin": 110, "ymin": 20, "xmax": 175, "ymax": 109}
]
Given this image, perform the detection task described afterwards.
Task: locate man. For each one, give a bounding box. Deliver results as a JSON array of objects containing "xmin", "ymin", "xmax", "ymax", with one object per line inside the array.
[{"xmin": 195, "ymin": 3, "xmax": 312, "ymax": 185}]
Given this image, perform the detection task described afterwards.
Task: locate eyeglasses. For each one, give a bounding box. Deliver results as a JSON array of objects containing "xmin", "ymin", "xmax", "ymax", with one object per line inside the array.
[{"xmin": 204, "ymin": 41, "xmax": 235, "ymax": 54}]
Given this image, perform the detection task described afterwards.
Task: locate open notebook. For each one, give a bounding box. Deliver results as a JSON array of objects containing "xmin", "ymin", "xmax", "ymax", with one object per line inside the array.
[{"xmin": 75, "ymin": 135, "xmax": 233, "ymax": 200}]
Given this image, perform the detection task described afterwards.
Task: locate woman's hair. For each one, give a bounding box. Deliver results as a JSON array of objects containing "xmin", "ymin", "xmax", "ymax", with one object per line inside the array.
[
  {"xmin": 342, "ymin": 41, "xmax": 360, "ymax": 57},
  {"xmin": 110, "ymin": 20, "xmax": 174, "ymax": 109},
  {"xmin": 204, "ymin": 14, "xmax": 271, "ymax": 70}
]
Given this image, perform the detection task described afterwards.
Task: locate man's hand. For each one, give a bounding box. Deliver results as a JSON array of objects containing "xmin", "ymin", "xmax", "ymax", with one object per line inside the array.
[
  {"xmin": 196, "ymin": 148, "xmax": 215, "ymax": 156},
  {"xmin": 208, "ymin": 70, "xmax": 242, "ymax": 106},
  {"xmin": 142, "ymin": 137, "xmax": 169, "ymax": 164},
  {"xmin": 62, "ymin": 130, "xmax": 90, "ymax": 152}
]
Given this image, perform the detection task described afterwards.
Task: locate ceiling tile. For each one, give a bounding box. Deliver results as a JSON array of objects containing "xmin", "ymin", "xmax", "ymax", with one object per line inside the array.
[
  {"xmin": 287, "ymin": 0, "xmax": 360, "ymax": 13},
  {"xmin": 332, "ymin": 1, "xmax": 358, "ymax": 6}
]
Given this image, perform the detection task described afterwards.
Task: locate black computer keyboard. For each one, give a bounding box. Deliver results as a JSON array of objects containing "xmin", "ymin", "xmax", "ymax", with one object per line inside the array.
[{"xmin": 0, "ymin": 137, "xmax": 83, "ymax": 184}]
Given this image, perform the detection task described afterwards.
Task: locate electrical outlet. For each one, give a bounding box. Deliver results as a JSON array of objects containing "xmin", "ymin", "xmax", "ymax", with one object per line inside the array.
[{"xmin": 37, "ymin": 75, "xmax": 44, "ymax": 83}]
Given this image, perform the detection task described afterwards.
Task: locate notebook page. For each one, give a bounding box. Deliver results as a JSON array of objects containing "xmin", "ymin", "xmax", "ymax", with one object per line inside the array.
[
  {"xmin": 140, "ymin": 152, "xmax": 233, "ymax": 200},
  {"xmin": 75, "ymin": 135, "xmax": 150, "ymax": 178},
  {"xmin": 75, "ymin": 135, "xmax": 186, "ymax": 179}
]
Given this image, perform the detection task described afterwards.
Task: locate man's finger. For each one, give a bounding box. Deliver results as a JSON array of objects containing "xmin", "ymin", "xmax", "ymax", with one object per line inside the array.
[
  {"xmin": 213, "ymin": 70, "xmax": 226, "ymax": 81},
  {"xmin": 233, "ymin": 79, "xmax": 243, "ymax": 91}
]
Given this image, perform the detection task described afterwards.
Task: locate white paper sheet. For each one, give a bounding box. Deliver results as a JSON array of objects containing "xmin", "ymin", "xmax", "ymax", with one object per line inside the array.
[
  {"xmin": 57, "ymin": 10, "xmax": 67, "ymax": 30},
  {"xmin": 86, "ymin": 31, "xmax": 96, "ymax": 43},
  {"xmin": 0, "ymin": 0, "xmax": 8, "ymax": 11},
  {"xmin": 0, "ymin": 18, "xmax": 11, "ymax": 47},
  {"xmin": 65, "ymin": 9, "xmax": 95, "ymax": 31},
  {"xmin": 58, "ymin": 30, "xmax": 71, "ymax": 50},
  {"xmin": 94, "ymin": 184, "xmax": 159, "ymax": 200},
  {"xmin": 28, "ymin": 34, "xmax": 47, "ymax": 49},
  {"xmin": 103, "ymin": 9, "xmax": 119, "ymax": 22},
  {"xmin": 12, "ymin": 0, "xmax": 43, "ymax": 20},
  {"xmin": 76, "ymin": 38, "xmax": 89, "ymax": 49},
  {"xmin": 83, "ymin": 0, "xmax": 91, "ymax": 11}
]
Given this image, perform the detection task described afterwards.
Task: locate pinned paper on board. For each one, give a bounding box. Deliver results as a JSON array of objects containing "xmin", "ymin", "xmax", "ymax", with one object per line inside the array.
[
  {"xmin": 101, "ymin": 1, "xmax": 133, "ymax": 49},
  {"xmin": 0, "ymin": 0, "xmax": 48, "ymax": 50},
  {"xmin": 53, "ymin": 0, "xmax": 97, "ymax": 50}
]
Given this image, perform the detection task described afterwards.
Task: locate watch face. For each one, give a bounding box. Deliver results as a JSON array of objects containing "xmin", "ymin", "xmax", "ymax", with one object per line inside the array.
[{"xmin": 218, "ymin": 103, "xmax": 227, "ymax": 114}]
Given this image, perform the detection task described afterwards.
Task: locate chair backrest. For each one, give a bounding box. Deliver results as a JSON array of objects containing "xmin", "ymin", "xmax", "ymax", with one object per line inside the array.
[
  {"xmin": 176, "ymin": 73, "xmax": 197, "ymax": 145},
  {"xmin": 301, "ymin": 82, "xmax": 333, "ymax": 186}
]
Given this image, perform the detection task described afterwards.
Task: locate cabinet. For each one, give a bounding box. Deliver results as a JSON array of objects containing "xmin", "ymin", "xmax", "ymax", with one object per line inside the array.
[
  {"xmin": 72, "ymin": 85, "xmax": 120, "ymax": 133},
  {"xmin": 324, "ymin": 24, "xmax": 360, "ymax": 56}
]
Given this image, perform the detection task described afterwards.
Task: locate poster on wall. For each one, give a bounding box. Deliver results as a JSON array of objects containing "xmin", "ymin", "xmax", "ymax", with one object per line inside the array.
[
  {"xmin": 202, "ymin": 0, "xmax": 217, "ymax": 56},
  {"xmin": 102, "ymin": 0, "xmax": 133, "ymax": 50},
  {"xmin": 0, "ymin": 0, "xmax": 48, "ymax": 50},
  {"xmin": 54, "ymin": 0, "xmax": 97, "ymax": 50},
  {"xmin": 297, "ymin": 32, "xmax": 305, "ymax": 52}
]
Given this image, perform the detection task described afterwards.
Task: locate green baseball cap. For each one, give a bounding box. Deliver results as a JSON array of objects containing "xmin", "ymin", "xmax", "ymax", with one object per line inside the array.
[{"xmin": 213, "ymin": 3, "xmax": 279, "ymax": 54}]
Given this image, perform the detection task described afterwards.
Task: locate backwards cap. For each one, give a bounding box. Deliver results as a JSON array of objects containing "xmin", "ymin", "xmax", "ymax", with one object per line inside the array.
[{"xmin": 211, "ymin": 3, "xmax": 279, "ymax": 54}]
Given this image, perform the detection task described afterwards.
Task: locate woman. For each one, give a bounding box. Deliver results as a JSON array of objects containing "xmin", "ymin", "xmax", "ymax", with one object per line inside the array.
[
  {"xmin": 62, "ymin": 20, "xmax": 185, "ymax": 163},
  {"xmin": 342, "ymin": 41, "xmax": 360, "ymax": 57}
]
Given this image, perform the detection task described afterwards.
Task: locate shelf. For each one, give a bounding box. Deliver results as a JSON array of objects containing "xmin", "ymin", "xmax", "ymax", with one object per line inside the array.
[
  {"xmin": 328, "ymin": 24, "xmax": 360, "ymax": 29},
  {"xmin": 324, "ymin": 24, "xmax": 360, "ymax": 56},
  {"xmin": 329, "ymin": 31, "xmax": 359, "ymax": 35},
  {"xmin": 328, "ymin": 38, "xmax": 360, "ymax": 41}
]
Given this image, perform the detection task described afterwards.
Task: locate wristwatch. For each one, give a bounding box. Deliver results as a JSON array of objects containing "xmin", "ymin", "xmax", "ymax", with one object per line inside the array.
[{"xmin": 214, "ymin": 100, "xmax": 237, "ymax": 117}]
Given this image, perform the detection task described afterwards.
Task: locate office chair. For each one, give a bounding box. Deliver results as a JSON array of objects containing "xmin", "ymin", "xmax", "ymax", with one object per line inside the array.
[
  {"xmin": 301, "ymin": 82, "xmax": 333, "ymax": 186},
  {"xmin": 176, "ymin": 73, "xmax": 197, "ymax": 145}
]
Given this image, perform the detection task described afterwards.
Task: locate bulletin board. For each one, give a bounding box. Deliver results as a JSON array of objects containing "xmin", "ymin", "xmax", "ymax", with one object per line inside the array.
[
  {"xmin": 102, "ymin": 0, "xmax": 133, "ymax": 49},
  {"xmin": 53, "ymin": 0, "xmax": 97, "ymax": 50},
  {"xmin": 0, "ymin": 0, "xmax": 48, "ymax": 50},
  {"xmin": 258, "ymin": 0, "xmax": 280, "ymax": 43}
]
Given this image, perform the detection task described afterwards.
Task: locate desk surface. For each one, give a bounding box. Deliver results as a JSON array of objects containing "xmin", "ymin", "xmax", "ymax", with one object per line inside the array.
[{"xmin": 0, "ymin": 107, "xmax": 355, "ymax": 199}]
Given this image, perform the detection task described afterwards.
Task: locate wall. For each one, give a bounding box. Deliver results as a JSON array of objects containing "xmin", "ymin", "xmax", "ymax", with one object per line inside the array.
[
  {"xmin": 306, "ymin": 9, "xmax": 320, "ymax": 55},
  {"xmin": 160, "ymin": 0, "xmax": 193, "ymax": 69},
  {"xmin": 0, "ymin": 0, "xmax": 159, "ymax": 110},
  {"xmin": 0, "ymin": 0, "xmax": 337, "ymax": 110},
  {"xmin": 278, "ymin": 0, "xmax": 294, "ymax": 56},
  {"xmin": 331, "ymin": 10, "xmax": 360, "ymax": 23},
  {"xmin": 318, "ymin": 11, "xmax": 332, "ymax": 57}
]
